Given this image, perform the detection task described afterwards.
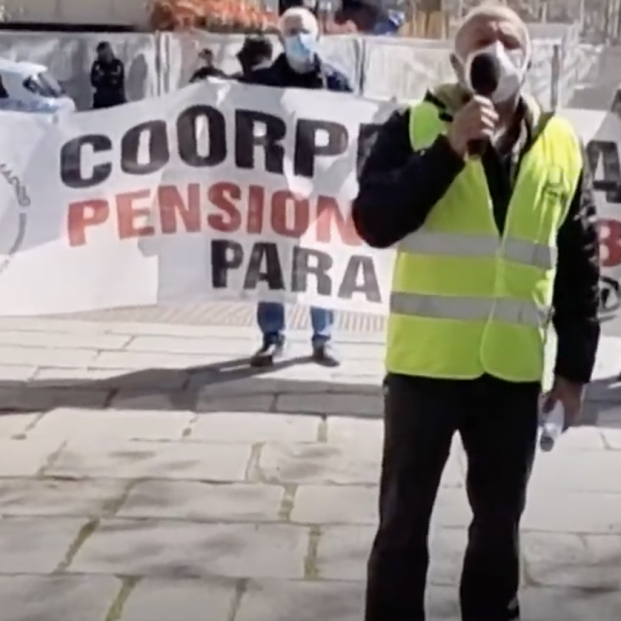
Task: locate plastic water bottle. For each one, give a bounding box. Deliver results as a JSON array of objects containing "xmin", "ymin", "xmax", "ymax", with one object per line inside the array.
[{"xmin": 539, "ymin": 402, "xmax": 565, "ymax": 452}]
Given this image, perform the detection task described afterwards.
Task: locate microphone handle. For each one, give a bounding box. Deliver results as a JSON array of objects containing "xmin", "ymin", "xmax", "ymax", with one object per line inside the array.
[{"xmin": 468, "ymin": 138, "xmax": 488, "ymax": 158}]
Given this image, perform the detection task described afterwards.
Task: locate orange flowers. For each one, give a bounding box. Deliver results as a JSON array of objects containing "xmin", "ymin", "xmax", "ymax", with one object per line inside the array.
[{"xmin": 149, "ymin": 0, "xmax": 280, "ymax": 32}]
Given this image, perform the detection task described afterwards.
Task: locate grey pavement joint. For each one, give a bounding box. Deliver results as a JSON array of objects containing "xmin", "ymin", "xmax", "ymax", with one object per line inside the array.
[{"xmin": 0, "ymin": 317, "xmax": 619, "ymax": 620}]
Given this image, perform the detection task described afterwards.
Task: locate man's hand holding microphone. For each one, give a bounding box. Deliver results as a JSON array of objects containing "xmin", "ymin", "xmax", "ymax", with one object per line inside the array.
[
  {"xmin": 447, "ymin": 96, "xmax": 499, "ymax": 159},
  {"xmin": 447, "ymin": 51, "xmax": 501, "ymax": 159}
]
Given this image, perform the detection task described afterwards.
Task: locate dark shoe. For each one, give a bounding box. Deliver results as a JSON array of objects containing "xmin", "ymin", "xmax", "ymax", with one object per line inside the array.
[
  {"xmin": 312, "ymin": 342, "xmax": 340, "ymax": 367},
  {"xmin": 250, "ymin": 337, "xmax": 285, "ymax": 367}
]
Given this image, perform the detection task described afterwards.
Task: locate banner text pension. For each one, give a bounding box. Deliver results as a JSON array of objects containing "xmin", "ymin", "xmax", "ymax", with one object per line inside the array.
[{"xmin": 66, "ymin": 181, "xmax": 361, "ymax": 247}]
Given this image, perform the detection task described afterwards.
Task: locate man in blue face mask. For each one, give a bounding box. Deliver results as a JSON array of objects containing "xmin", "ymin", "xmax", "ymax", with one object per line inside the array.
[
  {"xmin": 242, "ymin": 7, "xmax": 352, "ymax": 96},
  {"xmin": 241, "ymin": 6, "xmax": 353, "ymax": 368}
]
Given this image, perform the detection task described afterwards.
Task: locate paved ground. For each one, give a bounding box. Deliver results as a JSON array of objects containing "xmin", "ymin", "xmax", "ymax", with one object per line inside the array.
[
  {"xmin": 52, "ymin": 302, "xmax": 387, "ymax": 332},
  {"xmin": 1, "ymin": 317, "xmax": 621, "ymax": 620}
]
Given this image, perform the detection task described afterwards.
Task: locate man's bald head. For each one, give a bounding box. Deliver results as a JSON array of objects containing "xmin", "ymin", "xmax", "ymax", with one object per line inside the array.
[
  {"xmin": 454, "ymin": 2, "xmax": 531, "ymax": 63},
  {"xmin": 278, "ymin": 7, "xmax": 319, "ymax": 39}
]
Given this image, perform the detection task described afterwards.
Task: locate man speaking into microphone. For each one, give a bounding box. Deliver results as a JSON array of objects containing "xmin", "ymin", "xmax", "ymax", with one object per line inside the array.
[{"xmin": 353, "ymin": 3, "xmax": 600, "ymax": 621}]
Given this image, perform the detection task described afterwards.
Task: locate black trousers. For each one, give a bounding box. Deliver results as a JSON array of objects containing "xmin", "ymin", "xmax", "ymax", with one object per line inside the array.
[
  {"xmin": 92, "ymin": 94, "xmax": 126, "ymax": 109},
  {"xmin": 365, "ymin": 373, "xmax": 540, "ymax": 621}
]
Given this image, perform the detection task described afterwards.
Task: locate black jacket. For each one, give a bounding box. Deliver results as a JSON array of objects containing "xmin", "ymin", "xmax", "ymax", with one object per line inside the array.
[
  {"xmin": 190, "ymin": 66, "xmax": 228, "ymax": 83},
  {"xmin": 352, "ymin": 88, "xmax": 601, "ymax": 385},
  {"xmin": 90, "ymin": 58, "xmax": 126, "ymax": 108},
  {"xmin": 240, "ymin": 53, "xmax": 352, "ymax": 92}
]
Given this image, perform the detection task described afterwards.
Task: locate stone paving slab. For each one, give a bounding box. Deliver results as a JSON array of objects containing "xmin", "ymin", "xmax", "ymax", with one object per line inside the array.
[
  {"xmin": 45, "ymin": 438, "xmax": 253, "ymax": 481},
  {"xmin": 0, "ymin": 318, "xmax": 619, "ymax": 619},
  {"xmin": 117, "ymin": 481, "xmax": 285, "ymax": 522},
  {"xmin": 0, "ymin": 575, "xmax": 121, "ymax": 621},
  {"xmin": 235, "ymin": 580, "xmax": 365, "ymax": 621},
  {"xmin": 117, "ymin": 578, "xmax": 237, "ymax": 621},
  {"xmin": 27, "ymin": 408, "xmax": 195, "ymax": 441},
  {"xmin": 0, "ymin": 517, "xmax": 87, "ymax": 573},
  {"xmin": 0, "ymin": 478, "xmax": 127, "ymax": 518},
  {"xmin": 0, "ymin": 437, "xmax": 64, "ymax": 477},
  {"xmin": 68, "ymin": 520, "xmax": 309, "ymax": 579}
]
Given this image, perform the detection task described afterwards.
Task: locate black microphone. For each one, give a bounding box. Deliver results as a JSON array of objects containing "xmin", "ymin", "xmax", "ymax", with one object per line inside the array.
[{"xmin": 467, "ymin": 53, "xmax": 500, "ymax": 158}]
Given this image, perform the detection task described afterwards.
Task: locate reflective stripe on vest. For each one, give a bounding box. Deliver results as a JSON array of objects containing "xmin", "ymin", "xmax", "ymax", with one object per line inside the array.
[
  {"xmin": 390, "ymin": 292, "xmax": 549, "ymax": 328},
  {"xmin": 398, "ymin": 232, "xmax": 556, "ymax": 270}
]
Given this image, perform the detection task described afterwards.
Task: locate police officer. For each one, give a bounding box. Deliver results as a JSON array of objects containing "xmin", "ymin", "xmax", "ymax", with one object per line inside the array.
[
  {"xmin": 90, "ymin": 42, "xmax": 126, "ymax": 109},
  {"xmin": 352, "ymin": 4, "xmax": 601, "ymax": 621}
]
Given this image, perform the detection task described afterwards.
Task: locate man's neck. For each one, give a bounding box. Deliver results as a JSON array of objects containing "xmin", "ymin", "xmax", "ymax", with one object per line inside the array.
[
  {"xmin": 495, "ymin": 96, "xmax": 521, "ymax": 129},
  {"xmin": 494, "ymin": 97, "xmax": 524, "ymax": 156}
]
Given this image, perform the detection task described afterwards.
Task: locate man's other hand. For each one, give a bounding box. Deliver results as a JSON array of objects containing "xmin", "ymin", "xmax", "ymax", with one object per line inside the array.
[{"xmin": 542, "ymin": 376, "xmax": 584, "ymax": 429}]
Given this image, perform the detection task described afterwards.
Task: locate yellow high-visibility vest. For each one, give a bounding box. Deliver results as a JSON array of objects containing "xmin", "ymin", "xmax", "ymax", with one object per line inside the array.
[{"xmin": 386, "ymin": 100, "xmax": 582, "ymax": 382}]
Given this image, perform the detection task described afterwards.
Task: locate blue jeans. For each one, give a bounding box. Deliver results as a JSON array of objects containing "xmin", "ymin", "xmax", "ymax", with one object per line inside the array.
[{"xmin": 257, "ymin": 302, "xmax": 333, "ymax": 345}]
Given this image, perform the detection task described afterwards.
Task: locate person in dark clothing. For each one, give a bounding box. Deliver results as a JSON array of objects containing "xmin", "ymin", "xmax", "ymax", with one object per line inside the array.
[
  {"xmin": 90, "ymin": 42, "xmax": 126, "ymax": 109},
  {"xmin": 353, "ymin": 4, "xmax": 600, "ymax": 621},
  {"xmin": 335, "ymin": 0, "xmax": 396, "ymax": 33},
  {"xmin": 234, "ymin": 35, "xmax": 274, "ymax": 78},
  {"xmin": 241, "ymin": 6, "xmax": 352, "ymax": 369},
  {"xmin": 190, "ymin": 48, "xmax": 227, "ymax": 83}
]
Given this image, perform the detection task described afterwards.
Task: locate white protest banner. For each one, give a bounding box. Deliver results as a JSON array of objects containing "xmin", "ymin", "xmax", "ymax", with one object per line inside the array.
[
  {"xmin": 0, "ymin": 82, "xmax": 397, "ymax": 316},
  {"xmin": 0, "ymin": 81, "xmax": 619, "ymax": 334}
]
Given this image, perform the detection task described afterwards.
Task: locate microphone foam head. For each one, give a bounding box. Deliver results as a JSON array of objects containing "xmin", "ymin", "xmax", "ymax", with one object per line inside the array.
[{"xmin": 468, "ymin": 52, "xmax": 500, "ymax": 96}]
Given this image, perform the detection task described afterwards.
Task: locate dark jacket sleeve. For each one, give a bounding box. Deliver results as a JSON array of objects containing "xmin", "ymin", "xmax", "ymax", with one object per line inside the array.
[
  {"xmin": 90, "ymin": 62, "xmax": 103, "ymax": 88},
  {"xmin": 352, "ymin": 108, "xmax": 465, "ymax": 248},
  {"xmin": 109, "ymin": 60, "xmax": 124, "ymax": 87},
  {"xmin": 325, "ymin": 67, "xmax": 353, "ymax": 92},
  {"xmin": 118, "ymin": 60, "xmax": 126, "ymax": 86},
  {"xmin": 552, "ymin": 150, "xmax": 601, "ymax": 384},
  {"xmin": 239, "ymin": 66, "xmax": 273, "ymax": 86}
]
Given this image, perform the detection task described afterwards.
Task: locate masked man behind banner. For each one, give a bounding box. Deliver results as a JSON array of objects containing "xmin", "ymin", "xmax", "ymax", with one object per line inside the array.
[
  {"xmin": 352, "ymin": 3, "xmax": 601, "ymax": 621},
  {"xmin": 241, "ymin": 6, "xmax": 352, "ymax": 368}
]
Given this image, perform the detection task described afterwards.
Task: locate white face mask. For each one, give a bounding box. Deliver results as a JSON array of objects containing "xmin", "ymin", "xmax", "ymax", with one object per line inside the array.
[{"xmin": 463, "ymin": 40, "xmax": 528, "ymax": 102}]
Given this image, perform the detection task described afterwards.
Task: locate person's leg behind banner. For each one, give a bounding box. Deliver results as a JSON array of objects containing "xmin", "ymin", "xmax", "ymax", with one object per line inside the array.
[
  {"xmin": 458, "ymin": 376, "xmax": 539, "ymax": 621},
  {"xmin": 365, "ymin": 374, "xmax": 460, "ymax": 621},
  {"xmin": 310, "ymin": 306, "xmax": 339, "ymax": 366},
  {"xmin": 251, "ymin": 302, "xmax": 285, "ymax": 367}
]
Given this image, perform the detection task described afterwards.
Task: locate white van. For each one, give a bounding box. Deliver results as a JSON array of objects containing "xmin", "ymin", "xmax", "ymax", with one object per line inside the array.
[{"xmin": 0, "ymin": 58, "xmax": 75, "ymax": 113}]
